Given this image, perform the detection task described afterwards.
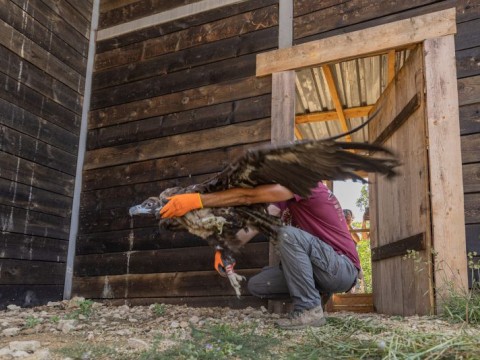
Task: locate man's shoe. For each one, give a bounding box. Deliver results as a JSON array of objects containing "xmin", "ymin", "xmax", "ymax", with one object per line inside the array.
[{"xmin": 275, "ymin": 304, "xmax": 326, "ymax": 330}]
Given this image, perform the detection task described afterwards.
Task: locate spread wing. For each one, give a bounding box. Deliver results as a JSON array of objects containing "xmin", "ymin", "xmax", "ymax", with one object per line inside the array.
[{"xmin": 197, "ymin": 140, "xmax": 398, "ymax": 197}]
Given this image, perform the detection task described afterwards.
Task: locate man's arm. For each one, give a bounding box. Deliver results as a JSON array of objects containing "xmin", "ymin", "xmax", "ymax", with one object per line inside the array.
[
  {"xmin": 160, "ymin": 184, "xmax": 294, "ymax": 218},
  {"xmin": 200, "ymin": 184, "xmax": 294, "ymax": 208}
]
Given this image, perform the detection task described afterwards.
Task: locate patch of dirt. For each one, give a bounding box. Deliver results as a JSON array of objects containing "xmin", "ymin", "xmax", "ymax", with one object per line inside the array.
[{"xmin": 0, "ymin": 297, "xmax": 478, "ymax": 359}]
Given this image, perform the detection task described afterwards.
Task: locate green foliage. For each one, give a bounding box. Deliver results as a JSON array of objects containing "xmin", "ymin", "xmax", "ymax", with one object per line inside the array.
[
  {"xmin": 440, "ymin": 252, "xmax": 480, "ymax": 325},
  {"xmin": 357, "ymin": 239, "xmax": 372, "ymax": 293},
  {"xmin": 24, "ymin": 316, "xmax": 41, "ymax": 328},
  {"xmin": 50, "ymin": 315, "xmax": 60, "ymax": 324},
  {"xmin": 57, "ymin": 342, "xmax": 119, "ymax": 359},
  {"xmin": 355, "ymin": 184, "xmax": 369, "ymax": 213},
  {"xmin": 152, "ymin": 303, "xmax": 166, "ymax": 317},
  {"xmin": 142, "ymin": 323, "xmax": 280, "ymax": 360},
  {"xmin": 67, "ymin": 299, "xmax": 94, "ymax": 320},
  {"xmin": 287, "ymin": 316, "xmax": 480, "ymax": 360}
]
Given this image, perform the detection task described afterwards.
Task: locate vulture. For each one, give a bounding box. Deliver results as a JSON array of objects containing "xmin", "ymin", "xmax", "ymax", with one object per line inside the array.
[{"xmin": 129, "ymin": 139, "xmax": 399, "ymax": 296}]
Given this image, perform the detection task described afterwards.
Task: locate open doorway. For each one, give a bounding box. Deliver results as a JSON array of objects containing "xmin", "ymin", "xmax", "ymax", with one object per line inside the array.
[{"xmin": 261, "ymin": 8, "xmax": 466, "ymax": 315}]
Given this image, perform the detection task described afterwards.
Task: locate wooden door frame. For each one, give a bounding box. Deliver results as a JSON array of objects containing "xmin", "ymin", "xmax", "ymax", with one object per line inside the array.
[{"xmin": 257, "ymin": 7, "xmax": 467, "ymax": 313}]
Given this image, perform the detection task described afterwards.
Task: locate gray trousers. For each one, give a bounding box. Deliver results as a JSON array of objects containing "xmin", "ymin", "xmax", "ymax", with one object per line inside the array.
[{"xmin": 247, "ymin": 226, "xmax": 358, "ymax": 311}]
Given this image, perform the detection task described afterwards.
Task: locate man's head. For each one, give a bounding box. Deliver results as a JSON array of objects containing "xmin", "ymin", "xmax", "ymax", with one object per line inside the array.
[{"xmin": 343, "ymin": 209, "xmax": 353, "ymax": 224}]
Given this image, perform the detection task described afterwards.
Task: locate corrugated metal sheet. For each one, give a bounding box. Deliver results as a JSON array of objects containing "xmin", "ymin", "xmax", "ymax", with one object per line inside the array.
[{"xmin": 295, "ymin": 50, "xmax": 411, "ymax": 142}]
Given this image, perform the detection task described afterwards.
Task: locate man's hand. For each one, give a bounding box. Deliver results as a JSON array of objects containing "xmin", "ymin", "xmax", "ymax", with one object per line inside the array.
[{"xmin": 159, "ymin": 193, "xmax": 203, "ymax": 218}]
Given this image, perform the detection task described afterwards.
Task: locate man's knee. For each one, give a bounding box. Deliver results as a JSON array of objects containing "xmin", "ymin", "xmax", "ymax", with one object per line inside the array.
[
  {"xmin": 277, "ymin": 226, "xmax": 301, "ymax": 248},
  {"xmin": 247, "ymin": 276, "xmax": 263, "ymax": 297}
]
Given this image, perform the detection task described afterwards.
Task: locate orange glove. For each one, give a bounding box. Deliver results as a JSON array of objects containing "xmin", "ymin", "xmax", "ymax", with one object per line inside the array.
[
  {"xmin": 159, "ymin": 193, "xmax": 203, "ymax": 218},
  {"xmin": 214, "ymin": 248, "xmax": 236, "ymax": 277}
]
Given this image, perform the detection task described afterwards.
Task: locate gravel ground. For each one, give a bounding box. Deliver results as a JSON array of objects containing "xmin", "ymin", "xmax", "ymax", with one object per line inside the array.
[{"xmin": 1, "ymin": 297, "xmax": 479, "ymax": 360}]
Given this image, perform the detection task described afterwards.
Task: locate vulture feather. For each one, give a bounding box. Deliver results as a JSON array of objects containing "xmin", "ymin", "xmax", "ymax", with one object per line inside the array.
[{"xmin": 129, "ymin": 139, "xmax": 399, "ymax": 295}]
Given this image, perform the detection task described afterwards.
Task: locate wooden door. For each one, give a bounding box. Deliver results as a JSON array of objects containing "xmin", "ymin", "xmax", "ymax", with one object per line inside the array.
[{"xmin": 369, "ymin": 45, "xmax": 434, "ymax": 316}]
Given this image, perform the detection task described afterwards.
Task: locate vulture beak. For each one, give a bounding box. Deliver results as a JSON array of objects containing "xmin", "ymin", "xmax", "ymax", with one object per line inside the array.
[{"xmin": 129, "ymin": 204, "xmax": 153, "ymax": 217}]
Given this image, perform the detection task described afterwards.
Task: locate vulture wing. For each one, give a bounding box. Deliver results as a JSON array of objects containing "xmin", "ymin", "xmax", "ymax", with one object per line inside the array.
[{"xmin": 198, "ymin": 140, "xmax": 398, "ymax": 197}]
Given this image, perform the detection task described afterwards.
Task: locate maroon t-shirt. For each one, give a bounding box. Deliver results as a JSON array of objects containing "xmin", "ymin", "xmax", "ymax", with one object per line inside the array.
[{"xmin": 277, "ymin": 182, "xmax": 361, "ymax": 270}]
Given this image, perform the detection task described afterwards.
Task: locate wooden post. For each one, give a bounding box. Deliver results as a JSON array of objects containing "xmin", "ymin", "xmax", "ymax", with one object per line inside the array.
[
  {"xmin": 424, "ymin": 35, "xmax": 468, "ymax": 311},
  {"xmin": 268, "ymin": 0, "xmax": 295, "ymax": 314}
]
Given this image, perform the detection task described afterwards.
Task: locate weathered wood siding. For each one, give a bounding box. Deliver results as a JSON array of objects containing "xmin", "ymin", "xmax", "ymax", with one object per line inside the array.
[
  {"xmin": 0, "ymin": 0, "xmax": 92, "ymax": 308},
  {"xmin": 293, "ymin": 0, "xmax": 480, "ymax": 285},
  {"xmin": 73, "ymin": 0, "xmax": 278, "ymax": 307}
]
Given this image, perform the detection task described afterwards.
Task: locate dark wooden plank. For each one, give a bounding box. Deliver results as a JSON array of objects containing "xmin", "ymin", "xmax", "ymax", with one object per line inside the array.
[
  {"xmin": 79, "ymin": 176, "xmax": 212, "ymax": 233},
  {"xmin": 465, "ymin": 193, "xmax": 480, "ymax": 224},
  {"xmin": 91, "ymin": 53, "xmax": 258, "ymax": 110},
  {"xmin": 293, "ymin": 0, "xmax": 454, "ymax": 45},
  {"xmin": 65, "ymin": 0, "xmax": 93, "ymax": 22},
  {"xmin": 0, "ymin": 45, "xmax": 83, "ymax": 115},
  {"xmin": 99, "ymin": 0, "xmax": 202, "ymax": 29},
  {"xmin": 96, "ymin": 0, "xmax": 278, "ymax": 52},
  {"xmin": 0, "ymin": 73, "xmax": 80, "ymax": 134},
  {"xmin": 77, "ymin": 228, "xmax": 203, "ymax": 255},
  {"xmin": 0, "ymin": 204, "xmax": 70, "ymax": 239},
  {"xmin": 457, "ymin": 46, "xmax": 480, "ymax": 79},
  {"xmin": 456, "ymin": 18, "xmax": 480, "ymax": 51},
  {"xmin": 293, "ymin": 0, "xmax": 440, "ymax": 40},
  {"xmin": 95, "ymin": 5, "xmax": 278, "ymax": 71},
  {"xmin": 0, "ymin": 259, "xmax": 65, "ymax": 285},
  {"xmin": 1, "ymin": 126, "xmax": 77, "ymax": 176},
  {"xmin": 93, "ymin": 26, "xmax": 277, "ymax": 90},
  {"xmin": 104, "ymin": 295, "xmax": 267, "ymax": 309},
  {"xmin": 77, "ymin": 228, "xmax": 268, "ymax": 255},
  {"xmin": 461, "ymin": 132, "xmax": 480, "ymax": 164},
  {"xmin": 293, "ymin": 0, "xmax": 349, "ymax": 17},
  {"xmin": 82, "ymin": 142, "xmax": 261, "ymax": 191},
  {"xmin": 0, "ymin": 152, "xmax": 74, "ymax": 197},
  {"xmin": 371, "ymin": 233, "xmax": 426, "ymax": 261},
  {"xmin": 0, "ymin": 97, "xmax": 79, "ymax": 155},
  {"xmin": 72, "ymin": 269, "xmax": 261, "ymax": 298},
  {"xmin": 463, "ymin": 163, "xmax": 480, "ymax": 193},
  {"xmin": 457, "ymin": 0, "xmax": 480, "ymax": 23},
  {"xmin": 0, "ymin": 232, "xmax": 67, "ymax": 262},
  {"xmin": 0, "ymin": 285, "xmax": 63, "ymax": 309},
  {"xmin": 81, "ymin": 173, "xmax": 211, "ymax": 212},
  {"xmin": 0, "ymin": 15, "xmax": 85, "ymax": 93},
  {"xmin": 1, "ymin": 0, "xmax": 87, "ymax": 73},
  {"xmin": 0, "ymin": 178, "xmax": 72, "ymax": 218},
  {"xmin": 460, "ymin": 102, "xmax": 480, "ymax": 135},
  {"xmin": 458, "ymin": 75, "xmax": 480, "ymax": 107},
  {"xmin": 87, "ymin": 95, "xmax": 271, "ymax": 150},
  {"xmin": 466, "ymin": 224, "xmax": 480, "ymax": 253},
  {"xmin": 85, "ymin": 118, "xmax": 271, "ymax": 170},
  {"xmin": 372, "ymin": 93, "xmax": 420, "ymax": 146},
  {"xmin": 74, "ymin": 243, "xmax": 268, "ymax": 277},
  {"xmin": 89, "ymin": 75, "xmax": 271, "ymax": 128},
  {"xmin": 10, "ymin": 0, "xmax": 90, "ymax": 56},
  {"xmin": 38, "ymin": 0, "xmax": 91, "ymax": 40}
]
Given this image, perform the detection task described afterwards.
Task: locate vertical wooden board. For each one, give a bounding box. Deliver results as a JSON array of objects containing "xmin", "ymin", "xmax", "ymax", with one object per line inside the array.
[
  {"xmin": 424, "ymin": 36, "xmax": 468, "ymax": 301},
  {"xmin": 271, "ymin": 72, "xmax": 295, "ymax": 145},
  {"xmin": 370, "ymin": 45, "xmax": 432, "ymax": 315}
]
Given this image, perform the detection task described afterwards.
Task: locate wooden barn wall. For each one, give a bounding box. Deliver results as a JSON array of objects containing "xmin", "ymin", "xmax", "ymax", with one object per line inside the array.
[
  {"xmin": 293, "ymin": 0, "xmax": 480, "ymax": 285},
  {"xmin": 0, "ymin": 0, "xmax": 93, "ymax": 308},
  {"xmin": 73, "ymin": 0, "xmax": 279, "ymax": 307}
]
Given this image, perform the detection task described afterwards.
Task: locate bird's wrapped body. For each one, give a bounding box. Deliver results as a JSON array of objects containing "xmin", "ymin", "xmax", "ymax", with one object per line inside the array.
[{"xmin": 129, "ymin": 139, "xmax": 399, "ymax": 295}]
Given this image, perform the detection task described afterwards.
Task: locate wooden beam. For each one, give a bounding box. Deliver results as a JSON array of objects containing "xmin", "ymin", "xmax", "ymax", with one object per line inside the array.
[
  {"xmin": 371, "ymin": 233, "xmax": 426, "ymax": 262},
  {"xmin": 256, "ymin": 8, "xmax": 456, "ymax": 76},
  {"xmin": 271, "ymin": 71, "xmax": 296, "ymax": 145},
  {"xmin": 387, "ymin": 50, "xmax": 396, "ymax": 84},
  {"xmin": 295, "ymin": 105, "xmax": 373, "ymax": 124},
  {"xmin": 372, "ymin": 93, "xmax": 420, "ymax": 146},
  {"xmin": 424, "ymin": 36, "xmax": 468, "ymax": 304},
  {"xmin": 322, "ymin": 65, "xmax": 352, "ymax": 141},
  {"xmin": 97, "ymin": 0, "xmax": 249, "ymax": 40},
  {"xmin": 294, "ymin": 126, "xmax": 303, "ymax": 140}
]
